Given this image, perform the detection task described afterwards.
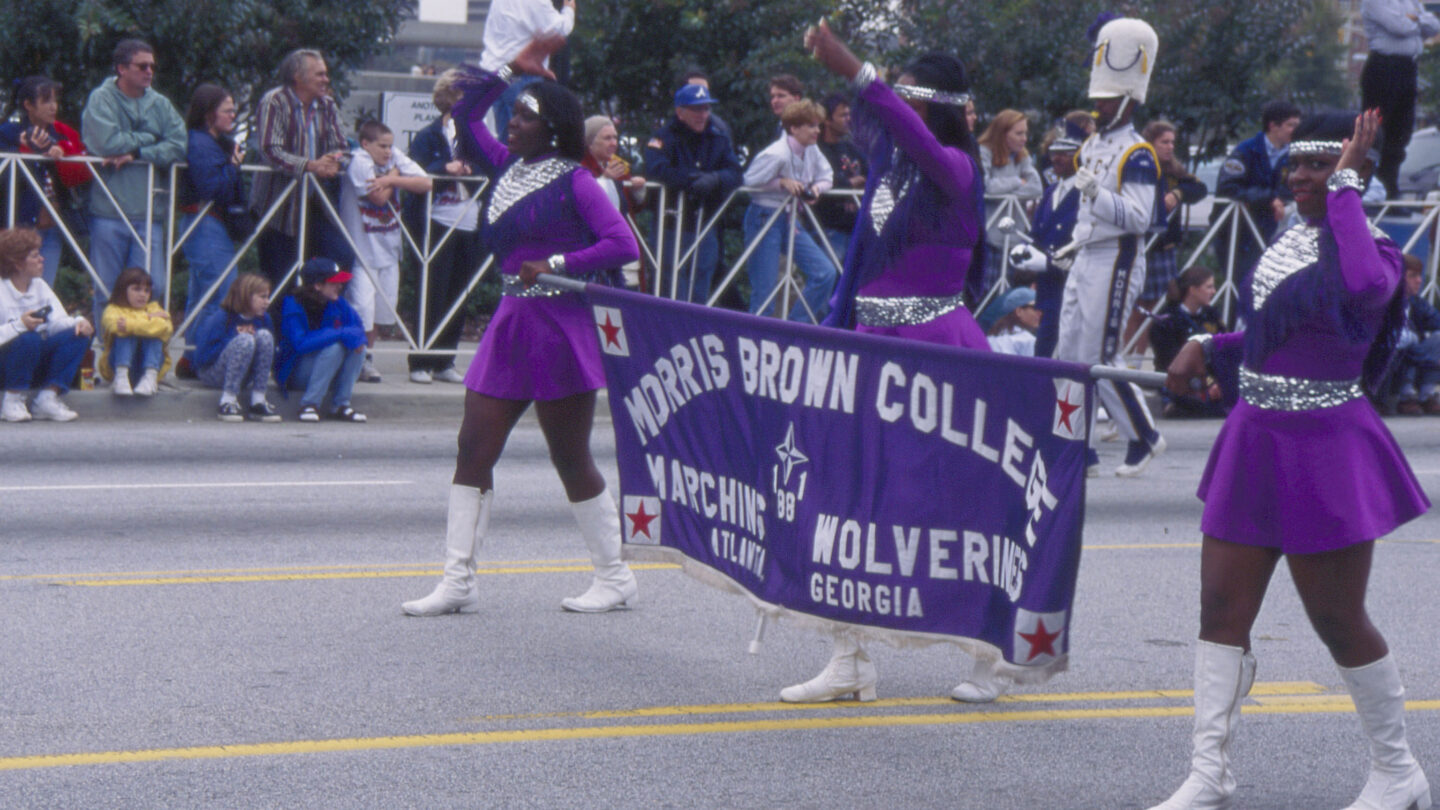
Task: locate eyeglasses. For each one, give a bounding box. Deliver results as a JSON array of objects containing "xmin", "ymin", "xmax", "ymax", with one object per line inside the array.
[{"xmin": 130, "ymin": 61, "xmax": 156, "ymax": 72}]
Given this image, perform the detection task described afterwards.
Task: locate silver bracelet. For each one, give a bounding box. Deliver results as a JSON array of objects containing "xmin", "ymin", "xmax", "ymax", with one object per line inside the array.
[
  {"xmin": 851, "ymin": 62, "xmax": 877, "ymax": 92},
  {"xmin": 1327, "ymin": 168, "xmax": 1364, "ymax": 194},
  {"xmin": 497, "ymin": 64, "xmax": 516, "ymax": 84},
  {"xmin": 546, "ymin": 254, "xmax": 567, "ymax": 274}
]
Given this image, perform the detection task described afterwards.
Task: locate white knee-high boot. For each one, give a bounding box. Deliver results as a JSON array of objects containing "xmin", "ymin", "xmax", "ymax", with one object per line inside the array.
[
  {"xmin": 779, "ymin": 632, "xmax": 878, "ymax": 703},
  {"xmin": 401, "ymin": 485, "xmax": 491, "ymax": 616},
  {"xmin": 1149, "ymin": 640, "xmax": 1256, "ymax": 810},
  {"xmin": 560, "ymin": 488, "xmax": 637, "ymax": 612},
  {"xmin": 951, "ymin": 657, "xmax": 1008, "ymax": 703},
  {"xmin": 1339, "ymin": 654, "xmax": 1432, "ymax": 810}
]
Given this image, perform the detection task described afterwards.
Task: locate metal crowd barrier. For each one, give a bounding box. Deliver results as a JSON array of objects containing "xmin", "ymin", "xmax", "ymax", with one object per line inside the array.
[{"xmin": 6, "ymin": 149, "xmax": 1438, "ymax": 358}]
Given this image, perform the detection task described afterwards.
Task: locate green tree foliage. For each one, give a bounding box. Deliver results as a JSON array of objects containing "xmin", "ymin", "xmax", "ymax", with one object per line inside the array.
[
  {"xmin": 1261, "ymin": 0, "xmax": 1353, "ymax": 111},
  {"xmin": 0, "ymin": 0, "xmax": 408, "ymax": 122},
  {"xmin": 569, "ymin": 0, "xmax": 899, "ymax": 155}
]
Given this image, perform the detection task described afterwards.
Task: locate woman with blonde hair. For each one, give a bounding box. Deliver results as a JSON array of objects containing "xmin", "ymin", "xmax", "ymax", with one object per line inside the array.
[{"xmin": 977, "ymin": 109, "xmax": 1041, "ymax": 289}]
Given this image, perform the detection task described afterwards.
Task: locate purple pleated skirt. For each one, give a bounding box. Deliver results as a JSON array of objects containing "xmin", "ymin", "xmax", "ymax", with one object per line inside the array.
[
  {"xmin": 856, "ymin": 306, "xmax": 990, "ymax": 350},
  {"xmin": 1197, "ymin": 397, "xmax": 1429, "ymax": 553},
  {"xmin": 464, "ymin": 290, "xmax": 605, "ymax": 401}
]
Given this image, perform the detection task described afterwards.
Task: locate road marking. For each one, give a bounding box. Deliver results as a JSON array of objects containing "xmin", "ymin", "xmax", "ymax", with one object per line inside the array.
[
  {"xmin": 468, "ymin": 681, "xmax": 1329, "ymax": 722},
  {"xmin": 0, "ymin": 559, "xmax": 595, "ymax": 582},
  {"xmin": 0, "ymin": 480, "xmax": 412, "ymax": 493},
  {"xmin": 3, "ymin": 698, "xmax": 1437, "ymax": 772},
  {"xmin": 48, "ymin": 563, "xmax": 680, "ymax": 587}
]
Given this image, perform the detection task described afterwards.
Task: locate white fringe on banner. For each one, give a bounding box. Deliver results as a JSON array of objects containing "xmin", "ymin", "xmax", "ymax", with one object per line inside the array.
[{"xmin": 625, "ymin": 543, "xmax": 1068, "ymax": 686}]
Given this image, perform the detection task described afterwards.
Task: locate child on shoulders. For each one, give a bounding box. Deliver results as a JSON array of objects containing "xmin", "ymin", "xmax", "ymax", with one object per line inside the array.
[
  {"xmin": 99, "ymin": 267, "xmax": 172, "ymax": 397},
  {"xmin": 193, "ymin": 273, "xmax": 280, "ymax": 422}
]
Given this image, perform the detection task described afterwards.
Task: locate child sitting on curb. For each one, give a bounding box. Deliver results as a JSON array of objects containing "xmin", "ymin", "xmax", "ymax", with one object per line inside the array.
[
  {"xmin": 193, "ymin": 272, "xmax": 280, "ymax": 422},
  {"xmin": 99, "ymin": 267, "xmax": 172, "ymax": 397}
]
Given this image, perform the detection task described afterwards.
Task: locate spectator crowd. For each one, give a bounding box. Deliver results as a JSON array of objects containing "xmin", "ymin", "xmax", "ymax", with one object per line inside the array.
[{"xmin": 4, "ymin": 0, "xmax": 1440, "ymax": 426}]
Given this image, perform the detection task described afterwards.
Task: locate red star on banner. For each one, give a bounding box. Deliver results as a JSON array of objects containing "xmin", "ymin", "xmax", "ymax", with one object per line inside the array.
[
  {"xmin": 626, "ymin": 502, "xmax": 658, "ymax": 539},
  {"xmin": 599, "ymin": 314, "xmax": 623, "ymax": 348},
  {"xmin": 1056, "ymin": 395, "xmax": 1081, "ymax": 433},
  {"xmin": 1019, "ymin": 618, "xmax": 1061, "ymax": 661}
]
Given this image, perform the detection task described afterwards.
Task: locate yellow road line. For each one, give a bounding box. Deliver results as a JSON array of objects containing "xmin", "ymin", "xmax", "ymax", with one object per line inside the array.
[
  {"xmin": 4, "ymin": 700, "xmax": 1437, "ymax": 772},
  {"xmin": 0, "ymin": 559, "xmax": 593, "ymax": 582},
  {"xmin": 0, "ymin": 479, "xmax": 412, "ymax": 493},
  {"xmin": 467, "ymin": 681, "xmax": 1328, "ymax": 722},
  {"xmin": 55, "ymin": 563, "xmax": 681, "ymax": 587}
]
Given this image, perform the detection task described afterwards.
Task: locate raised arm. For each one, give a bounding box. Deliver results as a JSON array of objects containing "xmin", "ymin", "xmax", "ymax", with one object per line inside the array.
[{"xmin": 855, "ymin": 77, "xmax": 974, "ymax": 199}]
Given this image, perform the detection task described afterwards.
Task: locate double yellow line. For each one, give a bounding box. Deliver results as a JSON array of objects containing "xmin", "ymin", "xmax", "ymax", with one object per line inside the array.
[{"xmin": 3, "ymin": 682, "xmax": 1436, "ymax": 771}]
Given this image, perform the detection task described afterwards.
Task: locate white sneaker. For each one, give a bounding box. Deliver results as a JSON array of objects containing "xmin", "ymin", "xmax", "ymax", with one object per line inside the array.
[
  {"xmin": 409, "ymin": 369, "xmax": 433, "ymax": 384},
  {"xmin": 31, "ymin": 390, "xmax": 77, "ymax": 422},
  {"xmin": 359, "ymin": 358, "xmax": 382, "ymax": 383},
  {"xmin": 432, "ymin": 367, "xmax": 465, "ymax": 384},
  {"xmin": 133, "ymin": 369, "xmax": 158, "ymax": 397},
  {"xmin": 2, "ymin": 392, "xmax": 31, "ymax": 422},
  {"xmin": 112, "ymin": 371, "xmax": 133, "ymax": 396}
]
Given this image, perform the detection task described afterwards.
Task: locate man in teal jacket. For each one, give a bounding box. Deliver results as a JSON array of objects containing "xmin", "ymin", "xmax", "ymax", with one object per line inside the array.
[{"xmin": 81, "ymin": 38, "xmax": 186, "ymax": 326}]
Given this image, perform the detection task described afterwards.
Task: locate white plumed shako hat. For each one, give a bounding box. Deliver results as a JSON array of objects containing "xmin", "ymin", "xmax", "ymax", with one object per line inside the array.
[{"xmin": 1088, "ymin": 17, "xmax": 1158, "ymax": 103}]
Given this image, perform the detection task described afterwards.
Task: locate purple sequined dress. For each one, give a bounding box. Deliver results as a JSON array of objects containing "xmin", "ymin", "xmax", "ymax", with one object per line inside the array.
[
  {"xmin": 1198, "ymin": 190, "xmax": 1429, "ymax": 552},
  {"xmin": 822, "ymin": 77, "xmax": 989, "ymax": 350},
  {"xmin": 452, "ymin": 69, "xmax": 638, "ymax": 400}
]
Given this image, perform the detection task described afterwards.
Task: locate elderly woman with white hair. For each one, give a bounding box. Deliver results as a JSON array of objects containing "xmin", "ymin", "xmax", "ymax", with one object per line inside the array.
[{"xmin": 582, "ymin": 115, "xmax": 646, "ymax": 213}]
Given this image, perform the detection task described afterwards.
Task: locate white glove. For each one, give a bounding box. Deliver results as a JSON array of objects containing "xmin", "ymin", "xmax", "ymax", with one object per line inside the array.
[
  {"xmin": 1051, "ymin": 240, "xmax": 1081, "ymax": 272},
  {"xmin": 1074, "ymin": 166, "xmax": 1101, "ymax": 200},
  {"xmin": 1008, "ymin": 244, "xmax": 1048, "ymax": 273}
]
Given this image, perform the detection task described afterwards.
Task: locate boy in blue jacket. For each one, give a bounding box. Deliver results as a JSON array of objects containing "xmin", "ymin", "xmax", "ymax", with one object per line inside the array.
[{"xmin": 276, "ymin": 258, "xmax": 368, "ymax": 422}]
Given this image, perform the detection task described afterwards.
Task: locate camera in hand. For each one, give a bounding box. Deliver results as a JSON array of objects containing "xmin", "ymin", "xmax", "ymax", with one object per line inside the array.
[{"xmin": 29, "ymin": 305, "xmax": 52, "ymax": 322}]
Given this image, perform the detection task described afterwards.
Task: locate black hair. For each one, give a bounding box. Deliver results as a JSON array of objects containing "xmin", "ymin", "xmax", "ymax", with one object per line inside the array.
[
  {"xmin": 821, "ymin": 92, "xmax": 850, "ymax": 120},
  {"xmin": 185, "ymin": 84, "xmax": 235, "ymax": 152},
  {"xmin": 524, "ymin": 80, "xmax": 586, "ymax": 162},
  {"xmin": 1290, "ymin": 110, "xmax": 1357, "ymax": 145},
  {"xmin": 112, "ymin": 39, "xmax": 154, "ymax": 71},
  {"xmin": 769, "ymin": 74, "xmax": 804, "ymax": 97},
  {"xmin": 1261, "ymin": 99, "xmax": 1302, "ymax": 132},
  {"xmin": 6, "ymin": 76, "xmax": 61, "ymax": 120},
  {"xmin": 1166, "ymin": 266, "xmax": 1215, "ymax": 305},
  {"xmin": 357, "ymin": 119, "xmax": 392, "ymax": 143},
  {"xmin": 902, "ymin": 52, "xmax": 979, "ymax": 161}
]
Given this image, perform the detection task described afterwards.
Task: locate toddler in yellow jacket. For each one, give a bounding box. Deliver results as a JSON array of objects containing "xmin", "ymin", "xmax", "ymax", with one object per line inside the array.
[{"xmin": 100, "ymin": 267, "xmax": 172, "ymax": 396}]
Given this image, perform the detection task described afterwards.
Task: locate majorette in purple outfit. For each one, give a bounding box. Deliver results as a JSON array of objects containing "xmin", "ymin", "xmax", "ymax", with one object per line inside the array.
[
  {"xmin": 788, "ymin": 23, "xmax": 1005, "ymax": 707},
  {"xmin": 822, "ymin": 64, "xmax": 989, "ymax": 351},
  {"xmin": 1198, "ymin": 189, "xmax": 1429, "ymax": 552},
  {"xmin": 1151, "ymin": 111, "xmax": 1431, "ymax": 810},
  {"xmin": 450, "ymin": 67, "xmax": 638, "ymax": 401},
  {"xmin": 400, "ymin": 59, "xmax": 643, "ymax": 620}
]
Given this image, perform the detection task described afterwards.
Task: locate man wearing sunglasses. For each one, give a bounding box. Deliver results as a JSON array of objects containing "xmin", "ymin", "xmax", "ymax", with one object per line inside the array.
[{"xmin": 81, "ymin": 38, "xmax": 186, "ymax": 326}]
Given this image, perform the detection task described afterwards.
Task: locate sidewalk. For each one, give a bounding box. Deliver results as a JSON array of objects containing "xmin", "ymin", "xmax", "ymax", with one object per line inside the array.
[{"xmin": 64, "ymin": 342, "xmax": 480, "ymax": 424}]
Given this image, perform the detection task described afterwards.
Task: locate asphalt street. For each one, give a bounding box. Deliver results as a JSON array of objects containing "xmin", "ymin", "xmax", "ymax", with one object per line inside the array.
[{"xmin": 2, "ymin": 408, "xmax": 1438, "ymax": 809}]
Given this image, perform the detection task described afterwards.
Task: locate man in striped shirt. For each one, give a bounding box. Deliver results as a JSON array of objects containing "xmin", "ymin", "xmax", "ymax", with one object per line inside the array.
[{"xmin": 249, "ymin": 48, "xmax": 355, "ymax": 288}]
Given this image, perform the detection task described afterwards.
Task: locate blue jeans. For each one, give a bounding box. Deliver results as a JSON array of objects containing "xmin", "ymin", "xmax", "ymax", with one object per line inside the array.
[
  {"xmin": 110, "ymin": 336, "xmax": 164, "ymax": 383},
  {"xmin": 1396, "ymin": 332, "xmax": 1440, "ymax": 399},
  {"xmin": 653, "ymin": 221, "xmax": 719, "ymax": 304},
  {"xmin": 180, "ymin": 214, "xmax": 237, "ymax": 343},
  {"xmin": 743, "ymin": 204, "xmax": 837, "ymax": 322},
  {"xmin": 288, "ymin": 342, "xmax": 363, "ymax": 409},
  {"xmin": 824, "ymin": 228, "xmax": 850, "ymax": 268},
  {"xmin": 89, "ymin": 216, "xmax": 167, "ymax": 327},
  {"xmin": 492, "ymin": 76, "xmax": 541, "ymax": 144},
  {"xmin": 0, "ymin": 330, "xmax": 89, "ymax": 393},
  {"xmin": 39, "ymin": 226, "xmax": 63, "ymax": 288}
]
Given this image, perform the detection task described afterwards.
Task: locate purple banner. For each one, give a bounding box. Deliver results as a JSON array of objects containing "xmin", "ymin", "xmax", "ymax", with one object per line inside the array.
[{"xmin": 587, "ymin": 286, "xmax": 1093, "ymax": 673}]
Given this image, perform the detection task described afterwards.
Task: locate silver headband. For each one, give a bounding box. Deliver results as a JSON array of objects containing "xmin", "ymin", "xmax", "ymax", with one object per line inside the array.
[
  {"xmin": 893, "ymin": 83, "xmax": 972, "ymax": 109},
  {"xmin": 517, "ymin": 92, "xmax": 541, "ymax": 116},
  {"xmin": 1288, "ymin": 140, "xmax": 1343, "ymax": 156}
]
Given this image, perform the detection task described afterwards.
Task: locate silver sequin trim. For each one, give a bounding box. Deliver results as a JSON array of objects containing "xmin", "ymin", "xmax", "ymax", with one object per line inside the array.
[
  {"xmin": 1239, "ymin": 367, "xmax": 1362, "ymax": 411},
  {"xmin": 501, "ymin": 274, "xmax": 569, "ymax": 298},
  {"xmin": 855, "ymin": 292, "xmax": 966, "ymax": 327},
  {"xmin": 1288, "ymin": 140, "xmax": 1343, "ymax": 156},
  {"xmin": 1251, "ymin": 224, "xmax": 1320, "ymax": 310},
  {"xmin": 487, "ymin": 157, "xmax": 577, "ymax": 225},
  {"xmin": 869, "ymin": 158, "xmax": 913, "ymax": 237},
  {"xmin": 1251, "ymin": 219, "xmax": 1389, "ymax": 310},
  {"xmin": 893, "ymin": 84, "xmax": 972, "ymax": 108}
]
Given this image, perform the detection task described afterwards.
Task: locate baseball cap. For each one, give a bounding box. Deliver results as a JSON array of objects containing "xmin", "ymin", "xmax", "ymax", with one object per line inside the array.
[
  {"xmin": 674, "ymin": 84, "xmax": 716, "ymax": 108},
  {"xmin": 300, "ymin": 257, "xmax": 352, "ymax": 285}
]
